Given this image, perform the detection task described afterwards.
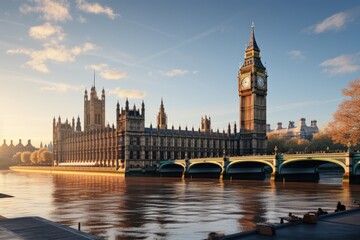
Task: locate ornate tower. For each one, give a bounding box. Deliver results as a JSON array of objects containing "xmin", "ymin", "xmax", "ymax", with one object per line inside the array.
[
  {"xmin": 201, "ymin": 115, "xmax": 211, "ymax": 132},
  {"xmin": 238, "ymin": 22, "xmax": 267, "ymax": 154},
  {"xmin": 84, "ymin": 73, "xmax": 106, "ymax": 131},
  {"xmin": 157, "ymin": 98, "xmax": 167, "ymax": 129}
]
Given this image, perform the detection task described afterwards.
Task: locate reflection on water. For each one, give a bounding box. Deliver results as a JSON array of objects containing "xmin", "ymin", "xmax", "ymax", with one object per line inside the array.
[{"xmin": 1, "ymin": 170, "xmax": 360, "ymax": 239}]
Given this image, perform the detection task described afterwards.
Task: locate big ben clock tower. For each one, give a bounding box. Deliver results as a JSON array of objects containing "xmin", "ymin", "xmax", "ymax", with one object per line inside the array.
[{"xmin": 238, "ymin": 22, "xmax": 267, "ymax": 155}]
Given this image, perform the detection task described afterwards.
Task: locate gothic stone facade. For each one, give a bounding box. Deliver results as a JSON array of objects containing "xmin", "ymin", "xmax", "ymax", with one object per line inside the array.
[{"xmin": 53, "ymin": 25, "xmax": 268, "ymax": 169}]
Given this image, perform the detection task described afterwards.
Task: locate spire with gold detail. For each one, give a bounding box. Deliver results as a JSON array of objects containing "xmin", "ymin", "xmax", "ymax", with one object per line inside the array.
[
  {"xmin": 246, "ymin": 21, "xmax": 260, "ymax": 51},
  {"xmin": 242, "ymin": 21, "xmax": 264, "ymax": 69},
  {"xmin": 157, "ymin": 98, "xmax": 167, "ymax": 129}
]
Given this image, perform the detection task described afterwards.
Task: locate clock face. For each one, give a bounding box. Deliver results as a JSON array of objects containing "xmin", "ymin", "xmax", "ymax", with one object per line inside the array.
[
  {"xmin": 257, "ymin": 76, "xmax": 265, "ymax": 87},
  {"xmin": 241, "ymin": 76, "xmax": 250, "ymax": 89}
]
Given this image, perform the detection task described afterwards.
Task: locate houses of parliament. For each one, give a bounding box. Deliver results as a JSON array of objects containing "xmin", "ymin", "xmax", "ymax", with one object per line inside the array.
[{"xmin": 53, "ymin": 24, "xmax": 268, "ymax": 169}]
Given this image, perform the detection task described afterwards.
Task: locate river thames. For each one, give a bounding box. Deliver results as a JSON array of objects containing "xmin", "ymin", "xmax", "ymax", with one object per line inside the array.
[{"xmin": 1, "ymin": 170, "xmax": 359, "ymax": 239}]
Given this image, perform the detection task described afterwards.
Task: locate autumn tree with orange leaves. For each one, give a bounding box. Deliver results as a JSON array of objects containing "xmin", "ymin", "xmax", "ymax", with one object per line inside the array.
[{"xmin": 328, "ymin": 79, "xmax": 360, "ymax": 146}]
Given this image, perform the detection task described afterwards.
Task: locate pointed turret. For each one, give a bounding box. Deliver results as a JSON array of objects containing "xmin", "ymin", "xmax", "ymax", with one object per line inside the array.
[
  {"xmin": 241, "ymin": 21, "xmax": 264, "ymax": 69},
  {"xmin": 125, "ymin": 98, "xmax": 129, "ymax": 111},
  {"xmin": 116, "ymin": 101, "xmax": 120, "ymax": 116},
  {"xmin": 76, "ymin": 116, "xmax": 81, "ymax": 132},
  {"xmin": 141, "ymin": 100, "xmax": 145, "ymax": 116},
  {"xmin": 157, "ymin": 98, "xmax": 167, "ymax": 129},
  {"xmin": 72, "ymin": 117, "xmax": 75, "ymax": 130},
  {"xmin": 246, "ymin": 21, "xmax": 260, "ymax": 51}
]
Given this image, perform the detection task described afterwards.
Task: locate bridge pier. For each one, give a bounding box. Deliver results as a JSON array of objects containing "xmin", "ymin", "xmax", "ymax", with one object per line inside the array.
[
  {"xmin": 347, "ymin": 151, "xmax": 360, "ymax": 184},
  {"xmin": 271, "ymin": 151, "xmax": 283, "ymax": 182}
]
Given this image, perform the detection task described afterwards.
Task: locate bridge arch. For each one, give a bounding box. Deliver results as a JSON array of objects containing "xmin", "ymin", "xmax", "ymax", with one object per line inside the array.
[
  {"xmin": 158, "ymin": 162, "xmax": 185, "ymax": 177},
  {"xmin": 225, "ymin": 160, "xmax": 274, "ymax": 180},
  {"xmin": 187, "ymin": 161, "xmax": 223, "ymax": 179},
  {"xmin": 227, "ymin": 160, "xmax": 275, "ymax": 173},
  {"xmin": 277, "ymin": 158, "xmax": 346, "ymax": 182},
  {"xmin": 353, "ymin": 161, "xmax": 360, "ymax": 175},
  {"xmin": 279, "ymin": 158, "xmax": 346, "ymax": 174}
]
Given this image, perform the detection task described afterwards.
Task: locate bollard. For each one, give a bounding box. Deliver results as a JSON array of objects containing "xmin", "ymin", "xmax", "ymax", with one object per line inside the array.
[{"xmin": 78, "ymin": 222, "xmax": 81, "ymax": 231}]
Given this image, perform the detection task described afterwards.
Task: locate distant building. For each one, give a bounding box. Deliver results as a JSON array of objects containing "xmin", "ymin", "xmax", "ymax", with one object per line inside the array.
[
  {"xmin": 53, "ymin": 24, "xmax": 269, "ymax": 169},
  {"xmin": 267, "ymin": 118, "xmax": 319, "ymax": 139},
  {"xmin": 0, "ymin": 139, "xmax": 37, "ymax": 160}
]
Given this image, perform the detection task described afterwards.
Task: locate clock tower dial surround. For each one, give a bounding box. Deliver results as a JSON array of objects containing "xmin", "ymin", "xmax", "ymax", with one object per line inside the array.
[{"xmin": 238, "ymin": 22, "xmax": 267, "ymax": 155}]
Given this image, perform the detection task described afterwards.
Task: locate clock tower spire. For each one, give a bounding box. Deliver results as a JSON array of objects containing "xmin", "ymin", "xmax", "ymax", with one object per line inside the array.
[{"xmin": 238, "ymin": 22, "xmax": 267, "ymax": 155}]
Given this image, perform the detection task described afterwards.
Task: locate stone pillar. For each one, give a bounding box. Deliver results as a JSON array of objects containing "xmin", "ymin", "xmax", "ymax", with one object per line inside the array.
[
  {"xmin": 343, "ymin": 150, "xmax": 352, "ymax": 183},
  {"xmin": 184, "ymin": 152, "xmax": 190, "ymax": 178},
  {"xmin": 222, "ymin": 151, "xmax": 230, "ymax": 179},
  {"xmin": 271, "ymin": 146, "xmax": 283, "ymax": 182}
]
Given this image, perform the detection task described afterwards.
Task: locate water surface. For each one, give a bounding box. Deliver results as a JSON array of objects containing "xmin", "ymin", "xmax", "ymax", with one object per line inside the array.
[{"xmin": 0, "ymin": 170, "xmax": 359, "ymax": 239}]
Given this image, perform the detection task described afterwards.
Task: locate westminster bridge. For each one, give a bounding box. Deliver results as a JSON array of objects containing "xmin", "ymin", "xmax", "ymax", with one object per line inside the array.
[{"xmin": 157, "ymin": 150, "xmax": 360, "ymax": 184}]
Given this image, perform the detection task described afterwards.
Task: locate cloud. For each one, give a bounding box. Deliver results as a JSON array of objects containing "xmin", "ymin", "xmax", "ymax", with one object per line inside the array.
[
  {"xmin": 77, "ymin": 0, "xmax": 118, "ymax": 19},
  {"xmin": 161, "ymin": 69, "xmax": 189, "ymax": 77},
  {"xmin": 320, "ymin": 53, "xmax": 360, "ymax": 76},
  {"xmin": 7, "ymin": 42, "xmax": 95, "ymax": 73},
  {"xmin": 288, "ymin": 50, "xmax": 305, "ymax": 60},
  {"xmin": 108, "ymin": 87, "xmax": 146, "ymax": 99},
  {"xmin": 100, "ymin": 70, "xmax": 127, "ymax": 80},
  {"xmin": 85, "ymin": 63, "xmax": 127, "ymax": 80},
  {"xmin": 20, "ymin": 0, "xmax": 71, "ymax": 22},
  {"xmin": 71, "ymin": 42, "xmax": 95, "ymax": 54},
  {"xmin": 314, "ymin": 12, "xmax": 349, "ymax": 33},
  {"xmin": 29, "ymin": 23, "xmax": 65, "ymax": 43},
  {"xmin": 306, "ymin": 8, "xmax": 360, "ymax": 34},
  {"xmin": 85, "ymin": 63, "xmax": 108, "ymax": 71}
]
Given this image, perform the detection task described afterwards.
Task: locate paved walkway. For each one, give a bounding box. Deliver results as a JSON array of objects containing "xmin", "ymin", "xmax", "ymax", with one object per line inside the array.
[
  {"xmin": 223, "ymin": 208, "xmax": 360, "ymax": 240},
  {"xmin": 0, "ymin": 217, "xmax": 101, "ymax": 240}
]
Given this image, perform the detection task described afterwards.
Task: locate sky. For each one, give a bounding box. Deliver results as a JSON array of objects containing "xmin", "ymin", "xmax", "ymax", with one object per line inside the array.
[{"xmin": 1, "ymin": 0, "xmax": 360, "ymax": 147}]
